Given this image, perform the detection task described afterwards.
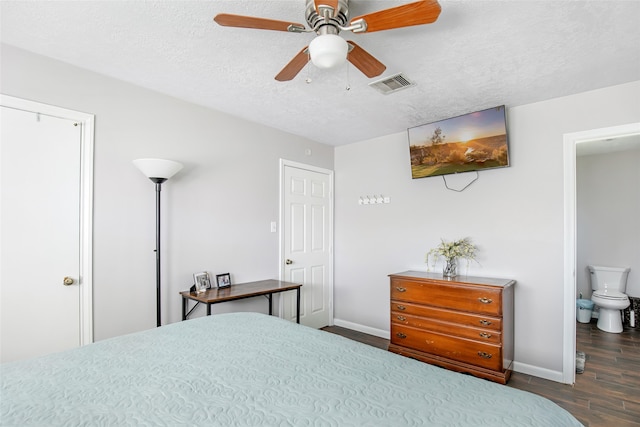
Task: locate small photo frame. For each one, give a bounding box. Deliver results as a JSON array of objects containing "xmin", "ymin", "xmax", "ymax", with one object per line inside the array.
[
  {"xmin": 216, "ymin": 273, "xmax": 231, "ymax": 288},
  {"xmin": 193, "ymin": 272, "xmax": 211, "ymax": 293}
]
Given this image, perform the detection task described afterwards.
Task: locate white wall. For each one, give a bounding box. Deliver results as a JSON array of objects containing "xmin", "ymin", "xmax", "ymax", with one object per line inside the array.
[
  {"xmin": 577, "ymin": 148, "xmax": 640, "ymax": 299},
  {"xmin": 1, "ymin": 44, "xmax": 334, "ymax": 341},
  {"xmin": 334, "ymin": 81, "xmax": 640, "ymax": 377}
]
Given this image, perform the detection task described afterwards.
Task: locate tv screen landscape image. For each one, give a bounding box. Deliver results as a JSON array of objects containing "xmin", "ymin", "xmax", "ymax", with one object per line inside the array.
[{"xmin": 408, "ymin": 105, "xmax": 510, "ymax": 179}]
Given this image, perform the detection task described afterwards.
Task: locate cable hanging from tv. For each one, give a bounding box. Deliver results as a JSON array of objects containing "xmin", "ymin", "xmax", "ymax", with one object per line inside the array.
[{"xmin": 442, "ymin": 171, "xmax": 479, "ymax": 192}]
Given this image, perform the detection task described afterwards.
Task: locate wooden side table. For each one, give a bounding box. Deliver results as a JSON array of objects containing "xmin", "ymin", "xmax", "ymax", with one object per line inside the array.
[{"xmin": 179, "ymin": 279, "xmax": 302, "ymax": 323}]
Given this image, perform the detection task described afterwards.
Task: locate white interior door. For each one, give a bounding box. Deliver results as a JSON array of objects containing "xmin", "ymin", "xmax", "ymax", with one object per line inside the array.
[
  {"xmin": 280, "ymin": 160, "xmax": 333, "ymax": 328},
  {"xmin": 0, "ymin": 97, "xmax": 94, "ymax": 363}
]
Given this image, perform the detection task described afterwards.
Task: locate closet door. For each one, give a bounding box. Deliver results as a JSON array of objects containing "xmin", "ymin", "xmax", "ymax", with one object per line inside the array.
[{"xmin": 1, "ymin": 99, "xmax": 93, "ymax": 363}]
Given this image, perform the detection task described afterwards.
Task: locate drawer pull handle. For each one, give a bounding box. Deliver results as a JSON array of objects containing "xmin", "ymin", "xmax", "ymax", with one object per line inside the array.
[
  {"xmin": 479, "ymin": 332, "xmax": 492, "ymax": 339},
  {"xmin": 397, "ymin": 305, "xmax": 406, "ymax": 311},
  {"xmin": 479, "ymin": 320, "xmax": 492, "ymax": 326},
  {"xmin": 478, "ymin": 351, "xmax": 493, "ymax": 359},
  {"xmin": 396, "ymin": 332, "xmax": 407, "ymax": 339},
  {"xmin": 478, "ymin": 297, "xmax": 493, "ymax": 304},
  {"xmin": 396, "ymin": 315, "xmax": 406, "ymax": 321},
  {"xmin": 396, "ymin": 287, "xmax": 407, "ymax": 292}
]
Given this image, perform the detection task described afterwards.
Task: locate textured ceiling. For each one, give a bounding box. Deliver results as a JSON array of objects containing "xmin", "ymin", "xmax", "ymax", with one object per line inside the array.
[{"xmin": 1, "ymin": 0, "xmax": 639, "ymax": 146}]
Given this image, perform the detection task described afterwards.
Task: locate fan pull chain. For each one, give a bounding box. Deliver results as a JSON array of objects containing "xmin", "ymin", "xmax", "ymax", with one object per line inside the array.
[
  {"xmin": 305, "ymin": 51, "xmax": 312, "ymax": 84},
  {"xmin": 345, "ymin": 62, "xmax": 351, "ymax": 91}
]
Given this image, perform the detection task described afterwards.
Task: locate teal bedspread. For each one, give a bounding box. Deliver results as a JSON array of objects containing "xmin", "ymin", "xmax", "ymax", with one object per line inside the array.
[{"xmin": 1, "ymin": 313, "xmax": 582, "ymax": 426}]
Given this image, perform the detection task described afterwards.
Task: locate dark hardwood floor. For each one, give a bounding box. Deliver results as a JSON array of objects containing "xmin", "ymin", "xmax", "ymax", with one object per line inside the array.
[{"xmin": 322, "ymin": 320, "xmax": 640, "ymax": 427}]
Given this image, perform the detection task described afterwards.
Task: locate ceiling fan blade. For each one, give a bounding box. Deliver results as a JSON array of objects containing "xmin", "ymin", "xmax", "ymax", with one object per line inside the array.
[
  {"xmin": 214, "ymin": 13, "xmax": 305, "ymax": 32},
  {"xmin": 314, "ymin": 0, "xmax": 339, "ymax": 15},
  {"xmin": 347, "ymin": 42, "xmax": 386, "ymax": 78},
  {"xmin": 349, "ymin": 0, "xmax": 441, "ymax": 33},
  {"xmin": 275, "ymin": 47, "xmax": 310, "ymax": 81}
]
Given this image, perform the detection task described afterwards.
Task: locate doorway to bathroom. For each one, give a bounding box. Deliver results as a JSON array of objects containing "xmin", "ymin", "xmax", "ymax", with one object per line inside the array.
[{"xmin": 563, "ymin": 122, "xmax": 640, "ymax": 384}]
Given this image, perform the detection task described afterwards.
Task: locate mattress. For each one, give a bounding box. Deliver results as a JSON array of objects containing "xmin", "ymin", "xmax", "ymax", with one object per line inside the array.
[{"xmin": 1, "ymin": 312, "xmax": 583, "ymax": 426}]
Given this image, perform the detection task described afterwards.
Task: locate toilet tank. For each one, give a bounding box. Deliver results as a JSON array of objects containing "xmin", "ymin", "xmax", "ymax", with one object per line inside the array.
[{"xmin": 588, "ymin": 265, "xmax": 630, "ymax": 292}]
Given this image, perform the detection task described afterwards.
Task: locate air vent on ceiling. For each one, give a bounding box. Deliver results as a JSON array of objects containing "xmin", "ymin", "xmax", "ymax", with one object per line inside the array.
[{"xmin": 369, "ymin": 73, "xmax": 415, "ymax": 95}]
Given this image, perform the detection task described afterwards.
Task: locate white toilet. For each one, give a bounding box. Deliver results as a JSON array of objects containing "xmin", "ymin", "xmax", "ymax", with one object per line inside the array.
[{"xmin": 589, "ymin": 265, "xmax": 630, "ymax": 333}]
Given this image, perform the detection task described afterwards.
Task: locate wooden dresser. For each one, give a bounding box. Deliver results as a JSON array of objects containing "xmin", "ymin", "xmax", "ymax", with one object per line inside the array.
[{"xmin": 388, "ymin": 271, "xmax": 515, "ymax": 384}]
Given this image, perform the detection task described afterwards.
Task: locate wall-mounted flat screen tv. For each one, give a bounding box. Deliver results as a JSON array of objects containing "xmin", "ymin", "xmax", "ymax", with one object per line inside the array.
[{"xmin": 407, "ymin": 105, "xmax": 510, "ymax": 179}]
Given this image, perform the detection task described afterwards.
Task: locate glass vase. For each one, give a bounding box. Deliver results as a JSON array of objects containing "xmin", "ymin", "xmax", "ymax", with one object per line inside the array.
[{"xmin": 443, "ymin": 258, "xmax": 458, "ymax": 278}]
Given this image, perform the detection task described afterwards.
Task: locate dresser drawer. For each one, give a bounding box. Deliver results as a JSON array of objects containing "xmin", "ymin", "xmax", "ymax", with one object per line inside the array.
[
  {"xmin": 390, "ymin": 301, "xmax": 502, "ymax": 331},
  {"xmin": 391, "ymin": 324, "xmax": 503, "ymax": 371},
  {"xmin": 391, "ymin": 313, "xmax": 502, "ymax": 344},
  {"xmin": 391, "ymin": 278, "xmax": 502, "ymax": 316}
]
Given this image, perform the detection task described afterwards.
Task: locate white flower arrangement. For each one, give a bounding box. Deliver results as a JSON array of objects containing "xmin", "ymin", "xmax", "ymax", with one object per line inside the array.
[{"xmin": 426, "ymin": 237, "xmax": 478, "ymax": 273}]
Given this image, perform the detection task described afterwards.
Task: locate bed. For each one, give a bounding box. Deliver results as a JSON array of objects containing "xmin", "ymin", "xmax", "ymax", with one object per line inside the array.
[{"xmin": 1, "ymin": 312, "xmax": 582, "ymax": 426}]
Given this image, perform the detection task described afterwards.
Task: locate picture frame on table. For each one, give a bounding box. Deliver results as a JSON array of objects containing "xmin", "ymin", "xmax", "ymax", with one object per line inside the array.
[
  {"xmin": 193, "ymin": 271, "xmax": 211, "ymax": 293},
  {"xmin": 216, "ymin": 273, "xmax": 231, "ymax": 288}
]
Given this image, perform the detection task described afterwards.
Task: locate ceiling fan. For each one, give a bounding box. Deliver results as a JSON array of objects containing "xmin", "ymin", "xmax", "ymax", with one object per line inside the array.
[{"xmin": 214, "ymin": 0, "xmax": 441, "ymax": 81}]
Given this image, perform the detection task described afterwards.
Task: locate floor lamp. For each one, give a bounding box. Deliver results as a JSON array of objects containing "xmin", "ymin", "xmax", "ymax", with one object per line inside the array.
[{"xmin": 133, "ymin": 158, "xmax": 183, "ymax": 327}]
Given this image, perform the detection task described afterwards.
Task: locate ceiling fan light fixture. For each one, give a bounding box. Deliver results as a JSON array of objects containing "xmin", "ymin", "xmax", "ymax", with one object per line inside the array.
[{"xmin": 309, "ymin": 34, "xmax": 348, "ymax": 69}]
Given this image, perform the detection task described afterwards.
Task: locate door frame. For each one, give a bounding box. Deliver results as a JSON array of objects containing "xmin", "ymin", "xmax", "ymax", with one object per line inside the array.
[
  {"xmin": 1, "ymin": 94, "xmax": 95, "ymax": 346},
  {"xmin": 278, "ymin": 159, "xmax": 334, "ymax": 325},
  {"xmin": 562, "ymin": 122, "xmax": 640, "ymax": 384}
]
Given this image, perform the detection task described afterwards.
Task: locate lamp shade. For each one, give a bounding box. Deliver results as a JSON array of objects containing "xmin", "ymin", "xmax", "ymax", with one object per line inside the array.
[
  {"xmin": 309, "ymin": 34, "xmax": 348, "ymax": 69},
  {"xmin": 133, "ymin": 158, "xmax": 183, "ymax": 180}
]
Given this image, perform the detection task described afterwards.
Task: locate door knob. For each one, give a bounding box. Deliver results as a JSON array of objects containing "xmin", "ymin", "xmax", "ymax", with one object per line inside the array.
[
  {"xmin": 63, "ymin": 277, "xmax": 75, "ymax": 286},
  {"xmin": 285, "ymin": 259, "xmax": 293, "ymax": 265}
]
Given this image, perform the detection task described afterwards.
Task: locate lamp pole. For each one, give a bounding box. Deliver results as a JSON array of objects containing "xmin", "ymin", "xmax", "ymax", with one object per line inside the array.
[
  {"xmin": 151, "ymin": 178, "xmax": 167, "ymax": 327},
  {"xmin": 133, "ymin": 158, "xmax": 183, "ymax": 328}
]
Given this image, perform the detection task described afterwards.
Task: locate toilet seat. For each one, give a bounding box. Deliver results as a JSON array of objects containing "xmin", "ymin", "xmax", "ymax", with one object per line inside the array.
[
  {"xmin": 592, "ymin": 289, "xmax": 628, "ymax": 300},
  {"xmin": 591, "ymin": 290, "xmax": 630, "ymax": 333}
]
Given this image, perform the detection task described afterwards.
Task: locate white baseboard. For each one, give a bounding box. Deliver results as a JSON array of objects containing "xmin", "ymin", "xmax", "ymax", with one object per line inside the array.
[
  {"xmin": 333, "ymin": 318, "xmax": 390, "ymax": 340},
  {"xmin": 513, "ymin": 361, "xmax": 565, "ymax": 383}
]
